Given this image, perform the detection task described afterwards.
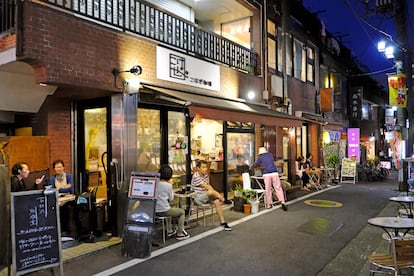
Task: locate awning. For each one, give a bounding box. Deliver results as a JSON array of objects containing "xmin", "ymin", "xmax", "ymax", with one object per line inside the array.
[
  {"xmin": 295, "ymin": 111, "xmax": 326, "ymax": 125},
  {"xmin": 142, "ymin": 85, "xmax": 302, "ymax": 127}
]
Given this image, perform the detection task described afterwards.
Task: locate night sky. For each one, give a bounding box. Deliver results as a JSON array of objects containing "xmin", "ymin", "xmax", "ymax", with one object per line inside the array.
[{"xmin": 302, "ymin": 0, "xmax": 414, "ymax": 88}]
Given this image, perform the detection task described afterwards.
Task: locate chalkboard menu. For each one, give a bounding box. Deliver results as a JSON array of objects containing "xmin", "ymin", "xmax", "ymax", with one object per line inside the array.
[{"xmin": 10, "ymin": 190, "xmax": 63, "ymax": 275}]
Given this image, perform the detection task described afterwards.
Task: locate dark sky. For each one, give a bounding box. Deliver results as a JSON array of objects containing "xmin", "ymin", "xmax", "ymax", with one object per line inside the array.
[{"xmin": 302, "ymin": 0, "xmax": 414, "ymax": 88}]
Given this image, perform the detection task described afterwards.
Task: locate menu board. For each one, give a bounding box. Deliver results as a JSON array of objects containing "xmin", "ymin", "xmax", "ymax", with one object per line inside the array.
[
  {"xmin": 340, "ymin": 158, "xmax": 357, "ymax": 184},
  {"xmin": 128, "ymin": 172, "xmax": 159, "ymax": 199},
  {"xmin": 10, "ymin": 190, "xmax": 62, "ymax": 275}
]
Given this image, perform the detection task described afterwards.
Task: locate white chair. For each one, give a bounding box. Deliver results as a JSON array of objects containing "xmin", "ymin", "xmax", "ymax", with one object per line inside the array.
[
  {"xmin": 242, "ymin": 173, "xmax": 265, "ymax": 203},
  {"xmin": 193, "ymin": 201, "xmax": 215, "ymax": 227}
]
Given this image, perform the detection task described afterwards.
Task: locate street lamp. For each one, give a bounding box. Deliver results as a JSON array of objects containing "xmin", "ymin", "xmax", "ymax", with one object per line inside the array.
[{"xmin": 377, "ymin": 40, "xmax": 395, "ymax": 59}]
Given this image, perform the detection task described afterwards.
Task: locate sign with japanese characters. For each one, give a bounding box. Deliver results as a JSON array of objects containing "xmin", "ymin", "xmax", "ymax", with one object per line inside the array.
[
  {"xmin": 347, "ymin": 128, "xmax": 360, "ymax": 162},
  {"xmin": 10, "ymin": 190, "xmax": 62, "ymax": 275},
  {"xmin": 156, "ymin": 46, "xmax": 220, "ymax": 91},
  {"xmin": 388, "ymin": 74, "xmax": 407, "ymax": 108}
]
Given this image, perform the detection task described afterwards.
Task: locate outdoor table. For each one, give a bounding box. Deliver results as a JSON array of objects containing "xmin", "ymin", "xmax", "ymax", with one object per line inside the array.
[
  {"xmin": 389, "ymin": 196, "xmax": 414, "ymax": 219},
  {"xmin": 174, "ymin": 190, "xmax": 196, "ymax": 226},
  {"xmin": 368, "ymin": 217, "xmax": 414, "ymax": 239}
]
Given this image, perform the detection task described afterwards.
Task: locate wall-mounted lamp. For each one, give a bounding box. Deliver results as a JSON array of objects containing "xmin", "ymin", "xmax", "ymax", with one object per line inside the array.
[{"xmin": 112, "ymin": 65, "xmax": 143, "ymax": 92}]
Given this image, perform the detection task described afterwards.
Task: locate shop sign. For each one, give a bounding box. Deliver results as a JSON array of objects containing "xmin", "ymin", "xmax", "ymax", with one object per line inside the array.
[
  {"xmin": 347, "ymin": 128, "xmax": 360, "ymax": 161},
  {"xmin": 156, "ymin": 46, "xmax": 220, "ymax": 91}
]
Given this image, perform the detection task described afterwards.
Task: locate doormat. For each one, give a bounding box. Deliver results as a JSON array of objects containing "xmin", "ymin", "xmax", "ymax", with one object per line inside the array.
[
  {"xmin": 297, "ymin": 217, "xmax": 344, "ymax": 237},
  {"xmin": 304, "ymin": 199, "xmax": 343, "ymax": 208}
]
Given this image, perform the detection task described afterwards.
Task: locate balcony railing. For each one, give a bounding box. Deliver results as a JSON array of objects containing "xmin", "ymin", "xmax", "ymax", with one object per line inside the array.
[
  {"xmin": 0, "ymin": 0, "xmax": 15, "ymax": 35},
  {"xmin": 0, "ymin": 0, "xmax": 258, "ymax": 74}
]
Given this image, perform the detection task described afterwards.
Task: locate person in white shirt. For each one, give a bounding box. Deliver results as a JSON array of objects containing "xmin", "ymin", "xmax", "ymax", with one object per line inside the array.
[{"xmin": 156, "ymin": 164, "xmax": 190, "ymax": 240}]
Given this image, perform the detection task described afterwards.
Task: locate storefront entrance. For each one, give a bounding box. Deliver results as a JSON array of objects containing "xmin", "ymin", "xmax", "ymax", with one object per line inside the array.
[{"xmin": 76, "ymin": 98, "xmax": 117, "ymax": 236}]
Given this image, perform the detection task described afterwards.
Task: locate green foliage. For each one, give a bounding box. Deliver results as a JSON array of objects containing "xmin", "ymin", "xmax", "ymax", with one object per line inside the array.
[
  {"xmin": 326, "ymin": 153, "xmax": 340, "ymax": 168},
  {"xmin": 242, "ymin": 189, "xmax": 258, "ymax": 202}
]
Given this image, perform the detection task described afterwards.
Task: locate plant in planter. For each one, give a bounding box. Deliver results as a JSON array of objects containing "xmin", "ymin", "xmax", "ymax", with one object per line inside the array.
[
  {"xmin": 325, "ymin": 153, "xmax": 340, "ymax": 183},
  {"xmin": 242, "ymin": 189, "xmax": 258, "ymax": 214},
  {"xmin": 233, "ymin": 184, "xmax": 246, "ymax": 212}
]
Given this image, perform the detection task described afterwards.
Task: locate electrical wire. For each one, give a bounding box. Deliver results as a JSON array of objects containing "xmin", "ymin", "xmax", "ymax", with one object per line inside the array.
[{"xmin": 349, "ymin": 64, "xmax": 396, "ymax": 77}]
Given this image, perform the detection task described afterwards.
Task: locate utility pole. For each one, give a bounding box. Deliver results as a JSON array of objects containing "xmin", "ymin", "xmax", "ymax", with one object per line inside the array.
[
  {"xmin": 374, "ymin": 0, "xmax": 412, "ymax": 190},
  {"xmin": 393, "ymin": 0, "xmax": 412, "ymax": 190}
]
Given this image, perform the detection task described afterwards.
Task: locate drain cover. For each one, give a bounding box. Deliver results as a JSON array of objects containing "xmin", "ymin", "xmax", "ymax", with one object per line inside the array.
[{"xmin": 304, "ymin": 199, "xmax": 343, "ymax": 208}]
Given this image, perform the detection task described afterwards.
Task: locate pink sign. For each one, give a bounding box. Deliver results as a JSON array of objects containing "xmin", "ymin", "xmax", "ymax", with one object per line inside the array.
[{"xmin": 347, "ymin": 128, "xmax": 360, "ymax": 160}]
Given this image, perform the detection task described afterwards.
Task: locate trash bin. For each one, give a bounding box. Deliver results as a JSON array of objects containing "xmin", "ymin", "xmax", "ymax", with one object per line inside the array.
[{"xmin": 121, "ymin": 224, "xmax": 152, "ymax": 258}]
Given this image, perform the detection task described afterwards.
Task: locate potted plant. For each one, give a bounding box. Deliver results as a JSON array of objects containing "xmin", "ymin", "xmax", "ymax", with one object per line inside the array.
[
  {"xmin": 233, "ymin": 184, "xmax": 246, "ymax": 212},
  {"xmin": 242, "ymin": 189, "xmax": 258, "ymax": 214}
]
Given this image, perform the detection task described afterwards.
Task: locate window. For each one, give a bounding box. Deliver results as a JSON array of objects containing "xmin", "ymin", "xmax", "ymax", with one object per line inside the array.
[
  {"xmin": 293, "ymin": 38, "xmax": 306, "ymax": 81},
  {"xmin": 306, "ymin": 47, "xmax": 315, "ymax": 83},
  {"xmin": 221, "ymin": 17, "xmax": 251, "ymax": 49},
  {"xmin": 285, "ymin": 34, "xmax": 292, "ymax": 76},
  {"xmin": 267, "ymin": 20, "xmax": 277, "ymax": 70}
]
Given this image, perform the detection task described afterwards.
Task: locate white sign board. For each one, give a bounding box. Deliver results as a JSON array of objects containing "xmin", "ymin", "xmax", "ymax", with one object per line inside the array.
[
  {"xmin": 128, "ymin": 175, "xmax": 158, "ymax": 199},
  {"xmin": 156, "ymin": 46, "xmax": 220, "ymax": 91}
]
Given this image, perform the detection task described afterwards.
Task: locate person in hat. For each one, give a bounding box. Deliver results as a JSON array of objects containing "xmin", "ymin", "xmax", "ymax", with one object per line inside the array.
[{"xmin": 253, "ymin": 147, "xmax": 287, "ymax": 211}]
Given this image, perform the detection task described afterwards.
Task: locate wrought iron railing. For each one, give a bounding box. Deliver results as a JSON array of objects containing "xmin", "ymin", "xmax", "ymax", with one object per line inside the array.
[
  {"xmin": 0, "ymin": 0, "xmax": 258, "ymax": 74},
  {"xmin": 0, "ymin": 0, "xmax": 15, "ymax": 35}
]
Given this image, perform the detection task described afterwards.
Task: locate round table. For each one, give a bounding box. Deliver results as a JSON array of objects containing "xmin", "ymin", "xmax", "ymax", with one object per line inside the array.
[
  {"xmin": 368, "ymin": 217, "xmax": 414, "ymax": 239},
  {"xmin": 389, "ymin": 196, "xmax": 414, "ymax": 218}
]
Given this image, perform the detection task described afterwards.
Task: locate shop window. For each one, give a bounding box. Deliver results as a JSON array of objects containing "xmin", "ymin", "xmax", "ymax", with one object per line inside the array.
[
  {"xmin": 168, "ymin": 111, "xmax": 187, "ymax": 178},
  {"xmin": 137, "ymin": 109, "xmax": 161, "ymax": 172}
]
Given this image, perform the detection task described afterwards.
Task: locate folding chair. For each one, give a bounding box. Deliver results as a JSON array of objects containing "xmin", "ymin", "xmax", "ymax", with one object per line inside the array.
[
  {"xmin": 242, "ymin": 173, "xmax": 265, "ymax": 203},
  {"xmin": 369, "ymin": 237, "xmax": 414, "ymax": 276}
]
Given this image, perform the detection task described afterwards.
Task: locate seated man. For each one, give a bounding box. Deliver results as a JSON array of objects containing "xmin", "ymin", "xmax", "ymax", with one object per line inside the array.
[
  {"xmin": 155, "ymin": 164, "xmax": 190, "ymax": 240},
  {"xmin": 191, "ymin": 160, "xmax": 232, "ymax": 231}
]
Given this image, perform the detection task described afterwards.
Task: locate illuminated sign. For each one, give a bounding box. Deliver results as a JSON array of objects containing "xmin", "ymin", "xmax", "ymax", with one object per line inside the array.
[
  {"xmin": 347, "ymin": 128, "xmax": 360, "ymax": 161},
  {"xmin": 156, "ymin": 46, "xmax": 220, "ymax": 91}
]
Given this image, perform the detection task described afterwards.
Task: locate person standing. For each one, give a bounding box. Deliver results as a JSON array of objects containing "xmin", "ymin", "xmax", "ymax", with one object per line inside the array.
[
  {"xmin": 156, "ymin": 164, "xmax": 190, "ymax": 240},
  {"xmin": 49, "ymin": 160, "xmax": 74, "ymax": 194},
  {"xmin": 253, "ymin": 147, "xmax": 287, "ymax": 211},
  {"xmin": 191, "ymin": 160, "xmax": 232, "ymax": 231},
  {"xmin": 10, "ymin": 162, "xmax": 44, "ymax": 192}
]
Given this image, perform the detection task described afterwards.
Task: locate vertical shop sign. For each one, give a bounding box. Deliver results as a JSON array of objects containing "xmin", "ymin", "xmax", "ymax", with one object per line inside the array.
[
  {"xmin": 388, "ymin": 74, "xmax": 407, "ymax": 108},
  {"xmin": 347, "ymin": 128, "xmax": 360, "ymax": 161},
  {"xmin": 351, "ymin": 87, "xmax": 362, "ymax": 121}
]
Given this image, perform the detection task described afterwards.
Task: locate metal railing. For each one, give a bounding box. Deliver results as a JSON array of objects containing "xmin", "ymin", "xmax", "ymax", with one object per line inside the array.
[
  {"xmin": 0, "ymin": 0, "xmax": 258, "ymax": 74},
  {"xmin": 0, "ymin": 0, "xmax": 15, "ymax": 35}
]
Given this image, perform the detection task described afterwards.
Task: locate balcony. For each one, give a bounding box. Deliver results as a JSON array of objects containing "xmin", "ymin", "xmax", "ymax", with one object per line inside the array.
[
  {"xmin": 0, "ymin": 0, "xmax": 14, "ymax": 36},
  {"xmin": 0, "ymin": 0, "xmax": 258, "ymax": 75}
]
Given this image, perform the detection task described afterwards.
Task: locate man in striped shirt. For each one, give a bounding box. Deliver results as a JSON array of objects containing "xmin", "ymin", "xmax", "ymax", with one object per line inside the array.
[{"xmin": 191, "ymin": 160, "xmax": 231, "ymax": 231}]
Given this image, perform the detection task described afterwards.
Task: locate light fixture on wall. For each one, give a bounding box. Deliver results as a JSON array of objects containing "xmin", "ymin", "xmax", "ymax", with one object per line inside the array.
[{"xmin": 112, "ymin": 65, "xmax": 143, "ymax": 93}]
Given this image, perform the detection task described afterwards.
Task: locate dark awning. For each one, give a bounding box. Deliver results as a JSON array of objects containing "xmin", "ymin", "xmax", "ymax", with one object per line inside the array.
[{"xmin": 142, "ymin": 85, "xmax": 302, "ymax": 127}]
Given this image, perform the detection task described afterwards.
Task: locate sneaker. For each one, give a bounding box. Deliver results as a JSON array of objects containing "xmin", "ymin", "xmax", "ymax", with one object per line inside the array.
[
  {"xmin": 221, "ymin": 223, "xmax": 232, "ymax": 231},
  {"xmin": 167, "ymin": 230, "xmax": 177, "ymax": 237},
  {"xmin": 176, "ymin": 232, "xmax": 190, "ymax": 240},
  {"xmin": 281, "ymin": 204, "xmax": 288, "ymax": 211}
]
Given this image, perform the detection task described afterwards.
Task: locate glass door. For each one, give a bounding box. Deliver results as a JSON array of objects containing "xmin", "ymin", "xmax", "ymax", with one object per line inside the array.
[{"xmin": 77, "ymin": 98, "xmax": 113, "ymax": 234}]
